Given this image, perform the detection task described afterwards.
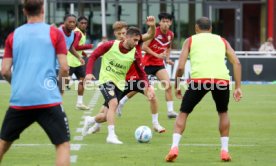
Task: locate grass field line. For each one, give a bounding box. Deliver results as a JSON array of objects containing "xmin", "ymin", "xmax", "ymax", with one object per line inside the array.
[
  {"xmin": 12, "ymin": 143, "xmax": 261, "ymax": 147},
  {"xmin": 70, "ymin": 89, "xmax": 101, "ymax": 163}
]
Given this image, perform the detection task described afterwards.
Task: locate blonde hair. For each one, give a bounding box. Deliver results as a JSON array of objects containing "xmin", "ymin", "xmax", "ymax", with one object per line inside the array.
[{"xmin": 112, "ymin": 21, "xmax": 128, "ymax": 31}]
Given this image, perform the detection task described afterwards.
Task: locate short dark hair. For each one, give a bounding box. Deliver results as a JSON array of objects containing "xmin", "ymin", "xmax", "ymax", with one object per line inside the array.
[
  {"xmin": 126, "ymin": 27, "xmax": 141, "ymax": 36},
  {"xmin": 196, "ymin": 17, "xmax": 212, "ymax": 30},
  {"xmin": 23, "ymin": 0, "xmax": 43, "ymax": 16},
  {"xmin": 63, "ymin": 14, "xmax": 77, "ymax": 21},
  {"xmin": 158, "ymin": 13, "xmax": 173, "ymax": 21},
  {"xmin": 78, "ymin": 16, "xmax": 88, "ymax": 22}
]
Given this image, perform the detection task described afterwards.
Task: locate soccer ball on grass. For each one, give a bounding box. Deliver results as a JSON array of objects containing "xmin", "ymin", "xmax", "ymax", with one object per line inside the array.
[{"xmin": 134, "ymin": 126, "xmax": 152, "ymax": 143}]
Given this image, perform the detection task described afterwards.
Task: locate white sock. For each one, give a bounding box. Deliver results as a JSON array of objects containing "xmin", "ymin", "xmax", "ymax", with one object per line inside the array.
[
  {"xmin": 95, "ymin": 122, "xmax": 101, "ymax": 128},
  {"xmin": 221, "ymin": 137, "xmax": 229, "ymax": 152},
  {"xmin": 77, "ymin": 95, "xmax": 83, "ymax": 104},
  {"xmin": 171, "ymin": 133, "xmax": 182, "ymax": 148},
  {"xmin": 167, "ymin": 101, "xmax": 174, "ymax": 112},
  {"xmin": 119, "ymin": 96, "xmax": 129, "ymax": 106},
  {"xmin": 108, "ymin": 125, "xmax": 116, "ymax": 137},
  {"xmin": 152, "ymin": 113, "xmax": 159, "ymax": 125},
  {"xmin": 86, "ymin": 116, "xmax": 95, "ymax": 124}
]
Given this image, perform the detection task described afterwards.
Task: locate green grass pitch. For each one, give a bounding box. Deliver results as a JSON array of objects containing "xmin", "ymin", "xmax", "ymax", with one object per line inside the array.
[{"xmin": 0, "ymin": 82, "xmax": 276, "ymax": 165}]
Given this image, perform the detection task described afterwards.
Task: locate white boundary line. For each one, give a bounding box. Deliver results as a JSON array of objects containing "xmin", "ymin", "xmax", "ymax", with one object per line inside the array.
[
  {"xmin": 70, "ymin": 90, "xmax": 101, "ymax": 164},
  {"xmin": 13, "ymin": 143, "xmax": 259, "ymax": 147}
]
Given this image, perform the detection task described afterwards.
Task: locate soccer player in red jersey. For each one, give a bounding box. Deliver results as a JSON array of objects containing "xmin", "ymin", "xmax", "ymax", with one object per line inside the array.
[
  {"xmin": 84, "ymin": 17, "xmax": 166, "ymax": 136},
  {"xmin": 142, "ymin": 13, "xmax": 178, "ymax": 118},
  {"xmin": 118, "ymin": 13, "xmax": 177, "ymax": 119}
]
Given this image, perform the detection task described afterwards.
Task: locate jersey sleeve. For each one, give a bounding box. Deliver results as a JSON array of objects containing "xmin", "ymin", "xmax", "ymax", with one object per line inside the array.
[
  {"xmin": 134, "ymin": 52, "xmax": 149, "ymax": 87},
  {"xmin": 50, "ymin": 26, "xmax": 67, "ymax": 55},
  {"xmin": 73, "ymin": 31, "xmax": 93, "ymax": 50},
  {"xmin": 3, "ymin": 32, "xmax": 14, "ymax": 58},
  {"xmin": 86, "ymin": 40, "xmax": 114, "ymax": 74}
]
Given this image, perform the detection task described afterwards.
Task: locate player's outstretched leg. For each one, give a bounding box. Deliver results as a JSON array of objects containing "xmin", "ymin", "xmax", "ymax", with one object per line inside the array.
[
  {"xmin": 218, "ymin": 112, "xmax": 231, "ymax": 161},
  {"xmin": 76, "ymin": 77, "xmax": 90, "ymax": 110},
  {"xmin": 87, "ymin": 106, "xmax": 108, "ymax": 134},
  {"xmin": 82, "ymin": 116, "xmax": 96, "ymax": 136},
  {"xmin": 165, "ymin": 112, "xmax": 188, "ymax": 162},
  {"xmin": 156, "ymin": 69, "xmax": 178, "ymax": 118},
  {"xmin": 149, "ymin": 97, "xmax": 165, "ymax": 133}
]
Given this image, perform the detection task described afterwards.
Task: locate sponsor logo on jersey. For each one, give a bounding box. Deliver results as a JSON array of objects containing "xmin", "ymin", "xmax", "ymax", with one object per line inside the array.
[{"xmin": 108, "ymin": 90, "xmax": 115, "ymax": 96}]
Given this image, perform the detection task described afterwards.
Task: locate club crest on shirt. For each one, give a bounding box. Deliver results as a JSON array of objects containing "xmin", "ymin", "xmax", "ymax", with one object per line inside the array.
[
  {"xmin": 253, "ymin": 64, "xmax": 263, "ymax": 75},
  {"xmin": 157, "ymin": 35, "xmax": 162, "ymax": 40},
  {"xmin": 108, "ymin": 90, "xmax": 115, "ymax": 96}
]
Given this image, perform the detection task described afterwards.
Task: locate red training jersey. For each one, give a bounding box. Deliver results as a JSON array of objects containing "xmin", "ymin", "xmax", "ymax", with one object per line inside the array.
[
  {"xmin": 143, "ymin": 27, "xmax": 174, "ymax": 66},
  {"xmin": 126, "ymin": 44, "xmax": 144, "ymax": 80}
]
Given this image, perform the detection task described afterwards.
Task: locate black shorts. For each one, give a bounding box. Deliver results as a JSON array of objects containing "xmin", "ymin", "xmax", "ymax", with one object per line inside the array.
[
  {"xmin": 0, "ymin": 105, "xmax": 70, "ymax": 145},
  {"xmin": 144, "ymin": 65, "xmax": 165, "ymax": 76},
  {"xmin": 180, "ymin": 83, "xmax": 230, "ymax": 113},
  {"xmin": 69, "ymin": 65, "xmax": 85, "ymax": 79},
  {"xmin": 99, "ymin": 82, "xmax": 123, "ymax": 108},
  {"xmin": 120, "ymin": 80, "xmax": 146, "ymax": 100}
]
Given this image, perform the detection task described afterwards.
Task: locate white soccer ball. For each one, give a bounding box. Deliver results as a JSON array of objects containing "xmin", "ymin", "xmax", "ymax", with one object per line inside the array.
[{"xmin": 134, "ymin": 126, "xmax": 152, "ymax": 143}]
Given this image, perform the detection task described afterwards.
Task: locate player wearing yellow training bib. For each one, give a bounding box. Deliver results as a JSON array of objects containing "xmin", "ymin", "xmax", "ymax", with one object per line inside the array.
[
  {"xmin": 166, "ymin": 17, "xmax": 243, "ymax": 162},
  {"xmin": 67, "ymin": 16, "xmax": 93, "ymax": 110},
  {"xmin": 84, "ymin": 27, "xmax": 153, "ymax": 144}
]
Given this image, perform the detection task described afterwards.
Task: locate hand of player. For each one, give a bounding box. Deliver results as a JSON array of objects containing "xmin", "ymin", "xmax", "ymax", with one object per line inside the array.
[
  {"xmin": 84, "ymin": 74, "xmax": 96, "ymax": 84},
  {"xmin": 79, "ymin": 58, "xmax": 85, "ymax": 65},
  {"xmin": 146, "ymin": 86, "xmax": 155, "ymax": 101},
  {"xmin": 166, "ymin": 59, "xmax": 174, "ymax": 65},
  {"xmin": 233, "ymin": 88, "xmax": 242, "ymax": 102},
  {"xmin": 145, "ymin": 16, "xmax": 156, "ymax": 27},
  {"xmin": 175, "ymin": 89, "xmax": 182, "ymax": 99},
  {"xmin": 157, "ymin": 53, "xmax": 167, "ymax": 59}
]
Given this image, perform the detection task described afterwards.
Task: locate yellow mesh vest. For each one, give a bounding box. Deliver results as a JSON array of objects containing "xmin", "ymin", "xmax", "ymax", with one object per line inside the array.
[
  {"xmin": 67, "ymin": 28, "xmax": 86, "ymax": 67},
  {"xmin": 99, "ymin": 40, "xmax": 136, "ymax": 91},
  {"xmin": 189, "ymin": 33, "xmax": 230, "ymax": 80}
]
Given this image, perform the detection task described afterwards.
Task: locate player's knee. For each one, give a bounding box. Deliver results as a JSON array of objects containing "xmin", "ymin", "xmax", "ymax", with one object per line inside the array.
[
  {"xmin": 108, "ymin": 99, "xmax": 118, "ymax": 108},
  {"xmin": 55, "ymin": 141, "xmax": 70, "ymax": 151},
  {"xmin": 165, "ymin": 83, "xmax": 172, "ymax": 91}
]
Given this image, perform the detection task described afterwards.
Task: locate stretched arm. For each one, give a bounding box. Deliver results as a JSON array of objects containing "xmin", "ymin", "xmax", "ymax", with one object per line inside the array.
[
  {"xmin": 174, "ymin": 38, "xmax": 189, "ymax": 99},
  {"xmin": 225, "ymin": 40, "xmax": 242, "ymax": 101},
  {"xmin": 142, "ymin": 16, "xmax": 156, "ymax": 42},
  {"xmin": 57, "ymin": 54, "xmax": 69, "ymax": 94},
  {"xmin": 86, "ymin": 40, "xmax": 114, "ymax": 75},
  {"xmin": 142, "ymin": 39, "xmax": 166, "ymax": 59},
  {"xmin": 1, "ymin": 58, "xmax": 12, "ymax": 84},
  {"xmin": 165, "ymin": 46, "xmax": 174, "ymax": 65},
  {"xmin": 164, "ymin": 33, "xmax": 174, "ymax": 65},
  {"xmin": 133, "ymin": 56, "xmax": 155, "ymax": 100},
  {"xmin": 69, "ymin": 46, "xmax": 85, "ymax": 65},
  {"xmin": 73, "ymin": 31, "xmax": 93, "ymax": 51},
  {"xmin": 1, "ymin": 33, "xmax": 14, "ymax": 84}
]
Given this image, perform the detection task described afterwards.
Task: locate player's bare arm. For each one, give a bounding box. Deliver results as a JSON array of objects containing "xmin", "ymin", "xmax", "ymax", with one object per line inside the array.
[
  {"xmin": 142, "ymin": 40, "xmax": 166, "ymax": 59},
  {"xmin": 225, "ymin": 40, "xmax": 242, "ymax": 102},
  {"xmin": 1, "ymin": 58, "xmax": 13, "ymax": 84},
  {"xmin": 174, "ymin": 39, "xmax": 189, "ymax": 99},
  {"xmin": 57, "ymin": 53, "xmax": 69, "ymax": 94},
  {"xmin": 69, "ymin": 46, "xmax": 85, "ymax": 65},
  {"xmin": 142, "ymin": 16, "xmax": 156, "ymax": 42},
  {"xmin": 165, "ymin": 47, "xmax": 174, "ymax": 65}
]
